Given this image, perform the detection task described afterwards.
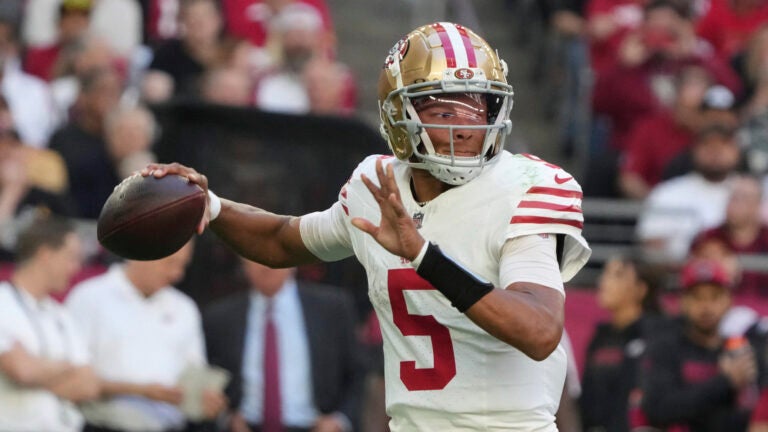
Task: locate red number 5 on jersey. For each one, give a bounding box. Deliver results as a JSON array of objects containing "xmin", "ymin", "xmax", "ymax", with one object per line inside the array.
[{"xmin": 388, "ymin": 268, "xmax": 457, "ymax": 391}]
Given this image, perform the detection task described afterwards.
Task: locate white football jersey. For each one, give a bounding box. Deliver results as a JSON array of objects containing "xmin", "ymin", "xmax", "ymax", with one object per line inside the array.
[{"xmin": 301, "ymin": 151, "xmax": 590, "ymax": 431}]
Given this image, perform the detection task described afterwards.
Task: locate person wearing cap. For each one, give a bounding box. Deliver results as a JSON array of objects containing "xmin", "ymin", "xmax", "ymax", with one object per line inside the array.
[
  {"xmin": 640, "ymin": 259, "xmax": 762, "ymax": 432},
  {"xmin": 636, "ymin": 112, "xmax": 744, "ymax": 262},
  {"xmin": 24, "ymin": 0, "xmax": 93, "ymax": 82},
  {"xmin": 619, "ymin": 69, "xmax": 735, "ymax": 200}
]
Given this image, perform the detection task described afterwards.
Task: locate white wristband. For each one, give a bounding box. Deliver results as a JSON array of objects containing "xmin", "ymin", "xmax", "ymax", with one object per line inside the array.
[
  {"xmin": 207, "ymin": 189, "xmax": 222, "ymax": 221},
  {"xmin": 410, "ymin": 241, "xmax": 430, "ymax": 269}
]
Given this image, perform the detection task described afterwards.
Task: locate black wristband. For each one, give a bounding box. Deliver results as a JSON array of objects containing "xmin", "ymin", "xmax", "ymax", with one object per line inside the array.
[{"xmin": 416, "ymin": 243, "xmax": 494, "ymax": 312}]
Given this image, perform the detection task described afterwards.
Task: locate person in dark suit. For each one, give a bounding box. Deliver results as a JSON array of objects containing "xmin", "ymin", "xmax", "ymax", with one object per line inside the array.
[{"xmin": 203, "ymin": 260, "xmax": 363, "ymax": 432}]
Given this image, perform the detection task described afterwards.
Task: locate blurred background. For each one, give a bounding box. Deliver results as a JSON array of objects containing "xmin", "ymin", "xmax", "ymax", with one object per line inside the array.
[{"xmin": 3, "ymin": 0, "xmax": 768, "ymax": 431}]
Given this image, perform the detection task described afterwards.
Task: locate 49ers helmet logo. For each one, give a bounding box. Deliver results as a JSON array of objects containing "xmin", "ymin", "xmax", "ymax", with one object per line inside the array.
[
  {"xmin": 383, "ymin": 37, "xmax": 410, "ymax": 69},
  {"xmin": 454, "ymin": 68, "xmax": 474, "ymax": 79}
]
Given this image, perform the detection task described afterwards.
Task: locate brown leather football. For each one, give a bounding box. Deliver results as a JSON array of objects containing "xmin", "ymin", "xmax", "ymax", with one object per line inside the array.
[{"xmin": 97, "ymin": 174, "xmax": 205, "ymax": 260}]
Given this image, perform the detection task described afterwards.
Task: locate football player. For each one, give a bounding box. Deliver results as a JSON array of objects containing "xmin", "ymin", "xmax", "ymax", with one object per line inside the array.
[{"xmin": 144, "ymin": 22, "xmax": 591, "ymax": 431}]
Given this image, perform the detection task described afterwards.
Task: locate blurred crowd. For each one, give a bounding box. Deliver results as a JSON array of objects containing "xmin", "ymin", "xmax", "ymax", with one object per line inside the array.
[
  {"xmin": 0, "ymin": 0, "xmax": 357, "ymax": 234},
  {"xmin": 541, "ymin": 0, "xmax": 768, "ymax": 267},
  {"xmin": 4, "ymin": 0, "xmax": 768, "ymax": 431}
]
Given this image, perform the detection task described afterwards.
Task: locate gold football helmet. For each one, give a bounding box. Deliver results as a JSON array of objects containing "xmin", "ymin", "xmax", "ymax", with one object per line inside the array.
[{"xmin": 378, "ymin": 22, "xmax": 514, "ymax": 185}]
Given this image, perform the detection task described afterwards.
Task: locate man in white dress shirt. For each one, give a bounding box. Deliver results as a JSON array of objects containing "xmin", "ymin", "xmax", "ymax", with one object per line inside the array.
[
  {"xmin": 0, "ymin": 216, "xmax": 100, "ymax": 432},
  {"xmin": 66, "ymin": 241, "xmax": 227, "ymax": 432}
]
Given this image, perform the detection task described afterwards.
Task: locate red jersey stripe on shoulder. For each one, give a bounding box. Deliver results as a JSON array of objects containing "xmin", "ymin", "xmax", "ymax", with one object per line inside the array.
[
  {"xmin": 518, "ymin": 200, "xmax": 582, "ymax": 213},
  {"xmin": 433, "ymin": 23, "xmax": 457, "ymax": 68},
  {"xmin": 527, "ymin": 186, "xmax": 583, "ymax": 199},
  {"xmin": 455, "ymin": 25, "xmax": 477, "ymax": 67},
  {"xmin": 510, "ymin": 215, "xmax": 584, "ymax": 229},
  {"xmin": 341, "ymin": 203, "xmax": 349, "ymax": 215},
  {"xmin": 376, "ymin": 155, "xmax": 394, "ymax": 160}
]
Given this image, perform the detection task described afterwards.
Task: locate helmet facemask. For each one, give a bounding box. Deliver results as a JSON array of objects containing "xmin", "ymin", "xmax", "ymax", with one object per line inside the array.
[{"xmin": 383, "ymin": 78, "xmax": 513, "ymax": 185}]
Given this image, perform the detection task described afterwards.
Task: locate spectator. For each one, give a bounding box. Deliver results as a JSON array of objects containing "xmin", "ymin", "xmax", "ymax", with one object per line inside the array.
[
  {"xmin": 592, "ymin": 0, "xmax": 741, "ymax": 154},
  {"xmin": 696, "ymin": 0, "xmax": 768, "ymax": 63},
  {"xmin": 585, "ymin": 0, "xmax": 645, "ymax": 76},
  {"xmin": 24, "ymin": 0, "xmax": 93, "ymax": 82},
  {"xmin": 219, "ymin": 0, "xmax": 334, "ymax": 48},
  {"xmin": 620, "ymin": 80, "xmax": 737, "ymax": 199},
  {"xmin": 303, "ymin": 56, "xmax": 357, "ymax": 116},
  {"xmin": 142, "ymin": 0, "xmax": 226, "ymax": 102},
  {"xmin": 203, "ymin": 259, "xmax": 362, "ymax": 432},
  {"xmin": 637, "ymin": 122, "xmax": 743, "ymax": 261},
  {"xmin": 661, "ymin": 85, "xmax": 741, "ymax": 181},
  {"xmin": 104, "ymin": 105, "xmax": 158, "ymax": 179},
  {"xmin": 0, "ymin": 16, "xmax": 58, "ymax": 147},
  {"xmin": 580, "ymin": 255, "xmax": 667, "ymax": 432},
  {"xmin": 49, "ymin": 36, "xmax": 122, "ymax": 123},
  {"xmin": 49, "ymin": 67, "xmax": 123, "ymax": 219},
  {"xmin": 0, "ymin": 216, "xmax": 100, "ymax": 432},
  {"xmin": 254, "ymin": 2, "xmax": 355, "ymax": 115},
  {"xmin": 66, "ymin": 241, "xmax": 227, "ymax": 432},
  {"xmin": 641, "ymin": 259, "xmax": 761, "ymax": 431},
  {"xmin": 736, "ymin": 25, "xmax": 768, "ymax": 176},
  {"xmin": 88, "ymin": 0, "xmax": 143, "ymax": 58},
  {"xmin": 691, "ymin": 176, "xmax": 768, "ymax": 297},
  {"xmin": 200, "ymin": 67, "xmax": 253, "ymax": 106}
]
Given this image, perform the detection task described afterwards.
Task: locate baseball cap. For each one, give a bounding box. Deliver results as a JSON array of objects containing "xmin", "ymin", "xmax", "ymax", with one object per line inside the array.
[
  {"xmin": 680, "ymin": 259, "xmax": 731, "ymax": 291},
  {"xmin": 701, "ymin": 85, "xmax": 735, "ymax": 111}
]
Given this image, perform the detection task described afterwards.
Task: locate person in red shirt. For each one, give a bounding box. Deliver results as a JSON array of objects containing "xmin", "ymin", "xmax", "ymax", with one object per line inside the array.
[
  {"xmin": 619, "ymin": 80, "xmax": 738, "ymax": 199},
  {"xmin": 592, "ymin": 0, "xmax": 742, "ymax": 153},
  {"xmin": 585, "ymin": 0, "xmax": 646, "ymax": 76},
  {"xmin": 691, "ymin": 176, "xmax": 768, "ymax": 297},
  {"xmin": 220, "ymin": 0, "xmax": 334, "ymax": 48},
  {"xmin": 696, "ymin": 0, "xmax": 768, "ymax": 62},
  {"xmin": 24, "ymin": 0, "xmax": 92, "ymax": 82}
]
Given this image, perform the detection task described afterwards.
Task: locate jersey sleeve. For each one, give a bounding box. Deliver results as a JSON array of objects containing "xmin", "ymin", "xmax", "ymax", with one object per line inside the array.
[
  {"xmin": 505, "ymin": 169, "xmax": 591, "ymax": 282},
  {"xmin": 300, "ymin": 201, "xmax": 354, "ymax": 262}
]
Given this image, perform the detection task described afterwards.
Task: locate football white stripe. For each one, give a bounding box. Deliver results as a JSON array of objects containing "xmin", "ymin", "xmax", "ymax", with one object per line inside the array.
[{"xmin": 440, "ymin": 22, "xmax": 469, "ymax": 68}]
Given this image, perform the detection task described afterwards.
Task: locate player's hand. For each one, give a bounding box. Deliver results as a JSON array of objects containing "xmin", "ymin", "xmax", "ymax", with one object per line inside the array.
[
  {"xmin": 140, "ymin": 383, "xmax": 184, "ymax": 404},
  {"xmin": 200, "ymin": 389, "xmax": 228, "ymax": 419},
  {"xmin": 350, "ymin": 159, "xmax": 425, "ymax": 261},
  {"xmin": 140, "ymin": 162, "xmax": 210, "ymax": 234},
  {"xmin": 720, "ymin": 349, "xmax": 758, "ymax": 389},
  {"xmin": 229, "ymin": 412, "xmax": 253, "ymax": 432},
  {"xmin": 312, "ymin": 414, "xmax": 347, "ymax": 432}
]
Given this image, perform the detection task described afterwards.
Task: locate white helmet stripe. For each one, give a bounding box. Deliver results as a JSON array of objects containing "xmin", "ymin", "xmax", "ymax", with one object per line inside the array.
[{"xmin": 436, "ymin": 22, "xmax": 469, "ymax": 68}]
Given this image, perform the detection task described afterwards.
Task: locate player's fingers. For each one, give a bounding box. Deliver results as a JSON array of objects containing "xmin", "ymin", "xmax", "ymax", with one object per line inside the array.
[
  {"xmin": 196, "ymin": 217, "xmax": 206, "ymax": 235},
  {"xmin": 388, "ymin": 193, "xmax": 409, "ymax": 219},
  {"xmin": 140, "ymin": 163, "xmax": 164, "ymax": 177},
  {"xmin": 350, "ymin": 217, "xmax": 378, "ymax": 237},
  {"xmin": 361, "ymin": 174, "xmax": 384, "ymax": 203},
  {"xmin": 385, "ymin": 164, "xmax": 401, "ymax": 201},
  {"xmin": 375, "ymin": 159, "xmax": 389, "ymax": 194}
]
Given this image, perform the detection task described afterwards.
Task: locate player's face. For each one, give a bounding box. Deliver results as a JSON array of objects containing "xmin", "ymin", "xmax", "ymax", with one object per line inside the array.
[
  {"xmin": 415, "ymin": 93, "xmax": 488, "ymax": 157},
  {"xmin": 681, "ymin": 283, "xmax": 731, "ymax": 335}
]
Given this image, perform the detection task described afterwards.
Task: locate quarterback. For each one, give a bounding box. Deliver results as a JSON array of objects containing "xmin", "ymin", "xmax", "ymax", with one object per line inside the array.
[{"xmin": 144, "ymin": 22, "xmax": 591, "ymax": 431}]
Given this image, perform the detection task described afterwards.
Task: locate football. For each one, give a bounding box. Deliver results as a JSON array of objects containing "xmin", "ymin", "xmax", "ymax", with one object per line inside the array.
[{"xmin": 97, "ymin": 174, "xmax": 206, "ymax": 260}]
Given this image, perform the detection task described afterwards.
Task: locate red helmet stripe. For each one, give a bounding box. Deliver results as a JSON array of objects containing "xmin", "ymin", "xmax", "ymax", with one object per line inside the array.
[
  {"xmin": 433, "ymin": 23, "xmax": 457, "ymax": 68},
  {"xmin": 455, "ymin": 25, "xmax": 477, "ymax": 68}
]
